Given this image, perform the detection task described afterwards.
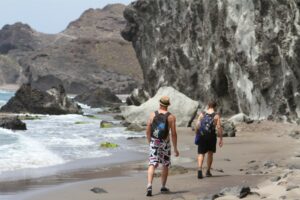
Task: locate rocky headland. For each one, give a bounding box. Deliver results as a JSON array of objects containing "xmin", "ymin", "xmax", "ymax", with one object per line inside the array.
[{"xmin": 0, "ymin": 4, "xmax": 142, "ymax": 94}]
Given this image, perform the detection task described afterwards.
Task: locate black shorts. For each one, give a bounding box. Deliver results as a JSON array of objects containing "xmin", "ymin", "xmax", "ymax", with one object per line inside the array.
[{"xmin": 197, "ymin": 135, "xmax": 217, "ymax": 154}]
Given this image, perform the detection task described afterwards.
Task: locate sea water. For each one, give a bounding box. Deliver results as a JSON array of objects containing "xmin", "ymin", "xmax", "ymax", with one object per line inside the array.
[{"xmin": 0, "ymin": 91, "xmax": 146, "ymax": 181}]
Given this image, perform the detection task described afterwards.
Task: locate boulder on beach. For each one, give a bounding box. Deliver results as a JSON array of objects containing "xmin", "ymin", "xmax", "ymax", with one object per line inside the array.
[
  {"xmin": 74, "ymin": 87, "xmax": 122, "ymax": 108},
  {"xmin": 120, "ymin": 86, "xmax": 199, "ymax": 127},
  {"xmin": 228, "ymin": 113, "xmax": 254, "ymax": 124},
  {"xmin": 0, "ymin": 115, "xmax": 26, "ymax": 130},
  {"xmin": 221, "ymin": 119, "xmax": 236, "ymax": 137},
  {"xmin": 0, "ymin": 84, "xmax": 82, "ymax": 115},
  {"xmin": 126, "ymin": 87, "xmax": 151, "ymax": 106}
]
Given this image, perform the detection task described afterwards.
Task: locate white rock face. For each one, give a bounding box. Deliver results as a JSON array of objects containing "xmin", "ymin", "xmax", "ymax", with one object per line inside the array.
[{"xmin": 121, "ymin": 86, "xmax": 199, "ymax": 127}]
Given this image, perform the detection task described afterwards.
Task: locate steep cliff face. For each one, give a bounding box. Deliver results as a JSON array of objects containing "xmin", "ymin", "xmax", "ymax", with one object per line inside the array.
[{"xmin": 122, "ymin": 0, "xmax": 300, "ymax": 120}]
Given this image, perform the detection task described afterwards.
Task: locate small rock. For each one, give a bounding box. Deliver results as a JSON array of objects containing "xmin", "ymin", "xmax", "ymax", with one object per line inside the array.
[
  {"xmin": 263, "ymin": 160, "xmax": 278, "ymax": 168},
  {"xmin": 127, "ymin": 136, "xmax": 146, "ymax": 140},
  {"xmin": 277, "ymin": 181, "xmax": 288, "ymax": 186},
  {"xmin": 249, "ymin": 165, "xmax": 259, "ymax": 170},
  {"xmin": 0, "ymin": 116, "xmax": 27, "ymax": 130},
  {"xmin": 282, "ymin": 171, "xmax": 292, "ymax": 178},
  {"xmin": 121, "ymin": 120, "xmax": 131, "ymax": 127},
  {"xmin": 279, "ymin": 195, "xmax": 287, "ymax": 200},
  {"xmin": 289, "ymin": 130, "xmax": 300, "ymax": 139},
  {"xmin": 219, "ymin": 186, "xmax": 251, "ymax": 198},
  {"xmin": 224, "ymin": 158, "xmax": 231, "ymax": 162},
  {"xmin": 90, "ymin": 187, "xmax": 107, "ymax": 193},
  {"xmin": 100, "ymin": 120, "xmax": 114, "ymax": 128},
  {"xmin": 126, "ymin": 123, "xmax": 145, "ymax": 132},
  {"xmin": 113, "ymin": 115, "xmax": 125, "ymax": 120},
  {"xmin": 270, "ymin": 176, "xmax": 281, "ymax": 182},
  {"xmin": 248, "ymin": 160, "xmax": 256, "ymax": 164},
  {"xmin": 286, "ymin": 185, "xmax": 299, "ymax": 191},
  {"xmin": 100, "ymin": 142, "xmax": 119, "ymax": 148},
  {"xmin": 221, "ymin": 119, "xmax": 236, "ymax": 137},
  {"xmin": 198, "ymin": 194, "xmax": 220, "ymax": 200},
  {"xmin": 288, "ymin": 164, "xmax": 300, "ymax": 170}
]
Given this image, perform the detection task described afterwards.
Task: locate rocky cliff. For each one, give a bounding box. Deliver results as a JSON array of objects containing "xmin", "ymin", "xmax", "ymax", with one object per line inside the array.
[
  {"xmin": 122, "ymin": 0, "xmax": 300, "ymax": 120},
  {"xmin": 0, "ymin": 4, "xmax": 142, "ymax": 94}
]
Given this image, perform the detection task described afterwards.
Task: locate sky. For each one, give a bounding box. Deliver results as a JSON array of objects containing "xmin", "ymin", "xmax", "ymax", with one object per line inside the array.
[{"xmin": 0, "ymin": 0, "xmax": 133, "ymax": 34}]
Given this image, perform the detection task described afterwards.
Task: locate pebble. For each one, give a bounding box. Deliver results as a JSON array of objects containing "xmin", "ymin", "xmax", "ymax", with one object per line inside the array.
[{"xmin": 90, "ymin": 187, "xmax": 107, "ymax": 194}]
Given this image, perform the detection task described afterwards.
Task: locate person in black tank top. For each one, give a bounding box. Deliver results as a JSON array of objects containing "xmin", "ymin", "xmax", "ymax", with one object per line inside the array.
[
  {"xmin": 145, "ymin": 96, "xmax": 179, "ymax": 196},
  {"xmin": 195, "ymin": 101, "xmax": 223, "ymax": 179}
]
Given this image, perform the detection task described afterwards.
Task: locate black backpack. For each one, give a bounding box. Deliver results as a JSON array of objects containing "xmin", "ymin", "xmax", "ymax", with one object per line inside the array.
[
  {"xmin": 197, "ymin": 112, "xmax": 216, "ymax": 137},
  {"xmin": 151, "ymin": 111, "xmax": 170, "ymax": 140}
]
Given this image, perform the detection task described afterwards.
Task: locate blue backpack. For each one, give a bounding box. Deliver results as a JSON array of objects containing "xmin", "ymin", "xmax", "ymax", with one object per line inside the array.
[
  {"xmin": 151, "ymin": 111, "xmax": 170, "ymax": 140},
  {"xmin": 195, "ymin": 112, "xmax": 216, "ymax": 145}
]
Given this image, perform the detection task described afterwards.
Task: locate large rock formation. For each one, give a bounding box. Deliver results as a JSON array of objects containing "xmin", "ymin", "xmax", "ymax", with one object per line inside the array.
[
  {"xmin": 0, "ymin": 84, "xmax": 82, "ymax": 115},
  {"xmin": 120, "ymin": 86, "xmax": 199, "ymax": 127},
  {"xmin": 74, "ymin": 87, "xmax": 122, "ymax": 108},
  {"xmin": 122, "ymin": 0, "xmax": 300, "ymax": 120},
  {"xmin": 0, "ymin": 4, "xmax": 142, "ymax": 94}
]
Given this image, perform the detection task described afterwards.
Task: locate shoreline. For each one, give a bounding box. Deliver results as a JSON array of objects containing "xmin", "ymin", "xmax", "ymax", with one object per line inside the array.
[
  {"xmin": 1, "ymin": 122, "xmax": 299, "ymax": 199},
  {"xmin": 0, "ymin": 84, "xmax": 19, "ymax": 92}
]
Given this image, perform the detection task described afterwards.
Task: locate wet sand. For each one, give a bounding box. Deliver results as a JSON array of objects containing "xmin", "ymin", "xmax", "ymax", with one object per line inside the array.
[{"xmin": 2, "ymin": 121, "xmax": 300, "ymax": 200}]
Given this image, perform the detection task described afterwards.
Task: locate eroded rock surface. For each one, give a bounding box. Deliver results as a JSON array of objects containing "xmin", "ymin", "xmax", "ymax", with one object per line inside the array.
[{"xmin": 122, "ymin": 0, "xmax": 300, "ymax": 120}]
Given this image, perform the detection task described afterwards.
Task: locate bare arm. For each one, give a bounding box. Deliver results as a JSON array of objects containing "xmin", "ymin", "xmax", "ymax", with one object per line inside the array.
[
  {"xmin": 146, "ymin": 112, "xmax": 155, "ymax": 144},
  {"xmin": 195, "ymin": 112, "xmax": 204, "ymax": 134},
  {"xmin": 170, "ymin": 115, "xmax": 179, "ymax": 157},
  {"xmin": 215, "ymin": 114, "xmax": 223, "ymax": 147}
]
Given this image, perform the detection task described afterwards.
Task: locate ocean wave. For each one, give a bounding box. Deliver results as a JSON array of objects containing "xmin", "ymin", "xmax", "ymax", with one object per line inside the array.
[{"xmin": 0, "ymin": 130, "xmax": 65, "ymax": 173}]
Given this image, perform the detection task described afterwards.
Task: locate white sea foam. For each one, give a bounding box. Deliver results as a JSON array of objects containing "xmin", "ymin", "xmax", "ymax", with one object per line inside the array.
[
  {"xmin": 0, "ymin": 129, "xmax": 64, "ymax": 172},
  {"xmin": 0, "ymin": 90, "xmax": 147, "ymax": 177}
]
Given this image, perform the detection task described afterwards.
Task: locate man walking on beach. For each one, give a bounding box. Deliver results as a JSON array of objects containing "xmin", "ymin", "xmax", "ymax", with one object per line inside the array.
[
  {"xmin": 146, "ymin": 96, "xmax": 179, "ymax": 196},
  {"xmin": 195, "ymin": 101, "xmax": 223, "ymax": 179}
]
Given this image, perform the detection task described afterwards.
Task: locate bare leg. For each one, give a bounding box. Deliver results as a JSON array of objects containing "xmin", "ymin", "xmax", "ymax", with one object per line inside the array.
[
  {"xmin": 161, "ymin": 165, "xmax": 169, "ymax": 187},
  {"xmin": 198, "ymin": 154, "xmax": 205, "ymax": 170},
  {"xmin": 147, "ymin": 165, "xmax": 155, "ymax": 186},
  {"xmin": 207, "ymin": 151, "xmax": 213, "ymax": 170}
]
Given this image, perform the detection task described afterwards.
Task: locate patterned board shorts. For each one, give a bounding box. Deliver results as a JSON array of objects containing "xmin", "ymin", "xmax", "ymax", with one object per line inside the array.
[{"xmin": 149, "ymin": 137, "xmax": 171, "ymax": 167}]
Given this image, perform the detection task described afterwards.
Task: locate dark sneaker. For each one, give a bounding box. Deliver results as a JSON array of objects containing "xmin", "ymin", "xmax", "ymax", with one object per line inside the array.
[
  {"xmin": 146, "ymin": 186, "xmax": 152, "ymax": 197},
  {"xmin": 198, "ymin": 170, "xmax": 203, "ymax": 179},
  {"xmin": 160, "ymin": 187, "xmax": 170, "ymax": 193},
  {"xmin": 206, "ymin": 170, "xmax": 212, "ymax": 177}
]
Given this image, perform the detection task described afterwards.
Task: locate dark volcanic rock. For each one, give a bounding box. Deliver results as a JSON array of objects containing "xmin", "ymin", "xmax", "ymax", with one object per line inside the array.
[
  {"xmin": 74, "ymin": 88, "xmax": 122, "ymax": 108},
  {"xmin": 90, "ymin": 187, "xmax": 107, "ymax": 194},
  {"xmin": 0, "ymin": 84, "xmax": 82, "ymax": 115},
  {"xmin": 126, "ymin": 87, "xmax": 150, "ymax": 106},
  {"xmin": 0, "ymin": 116, "xmax": 26, "ymax": 130},
  {"xmin": 122, "ymin": 0, "xmax": 300, "ymax": 120}
]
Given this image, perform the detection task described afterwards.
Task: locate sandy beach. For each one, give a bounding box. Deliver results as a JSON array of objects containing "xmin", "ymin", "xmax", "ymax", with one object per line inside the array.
[
  {"xmin": 0, "ymin": 121, "xmax": 296, "ymax": 200},
  {"xmin": 0, "ymin": 84, "xmax": 19, "ymax": 92}
]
